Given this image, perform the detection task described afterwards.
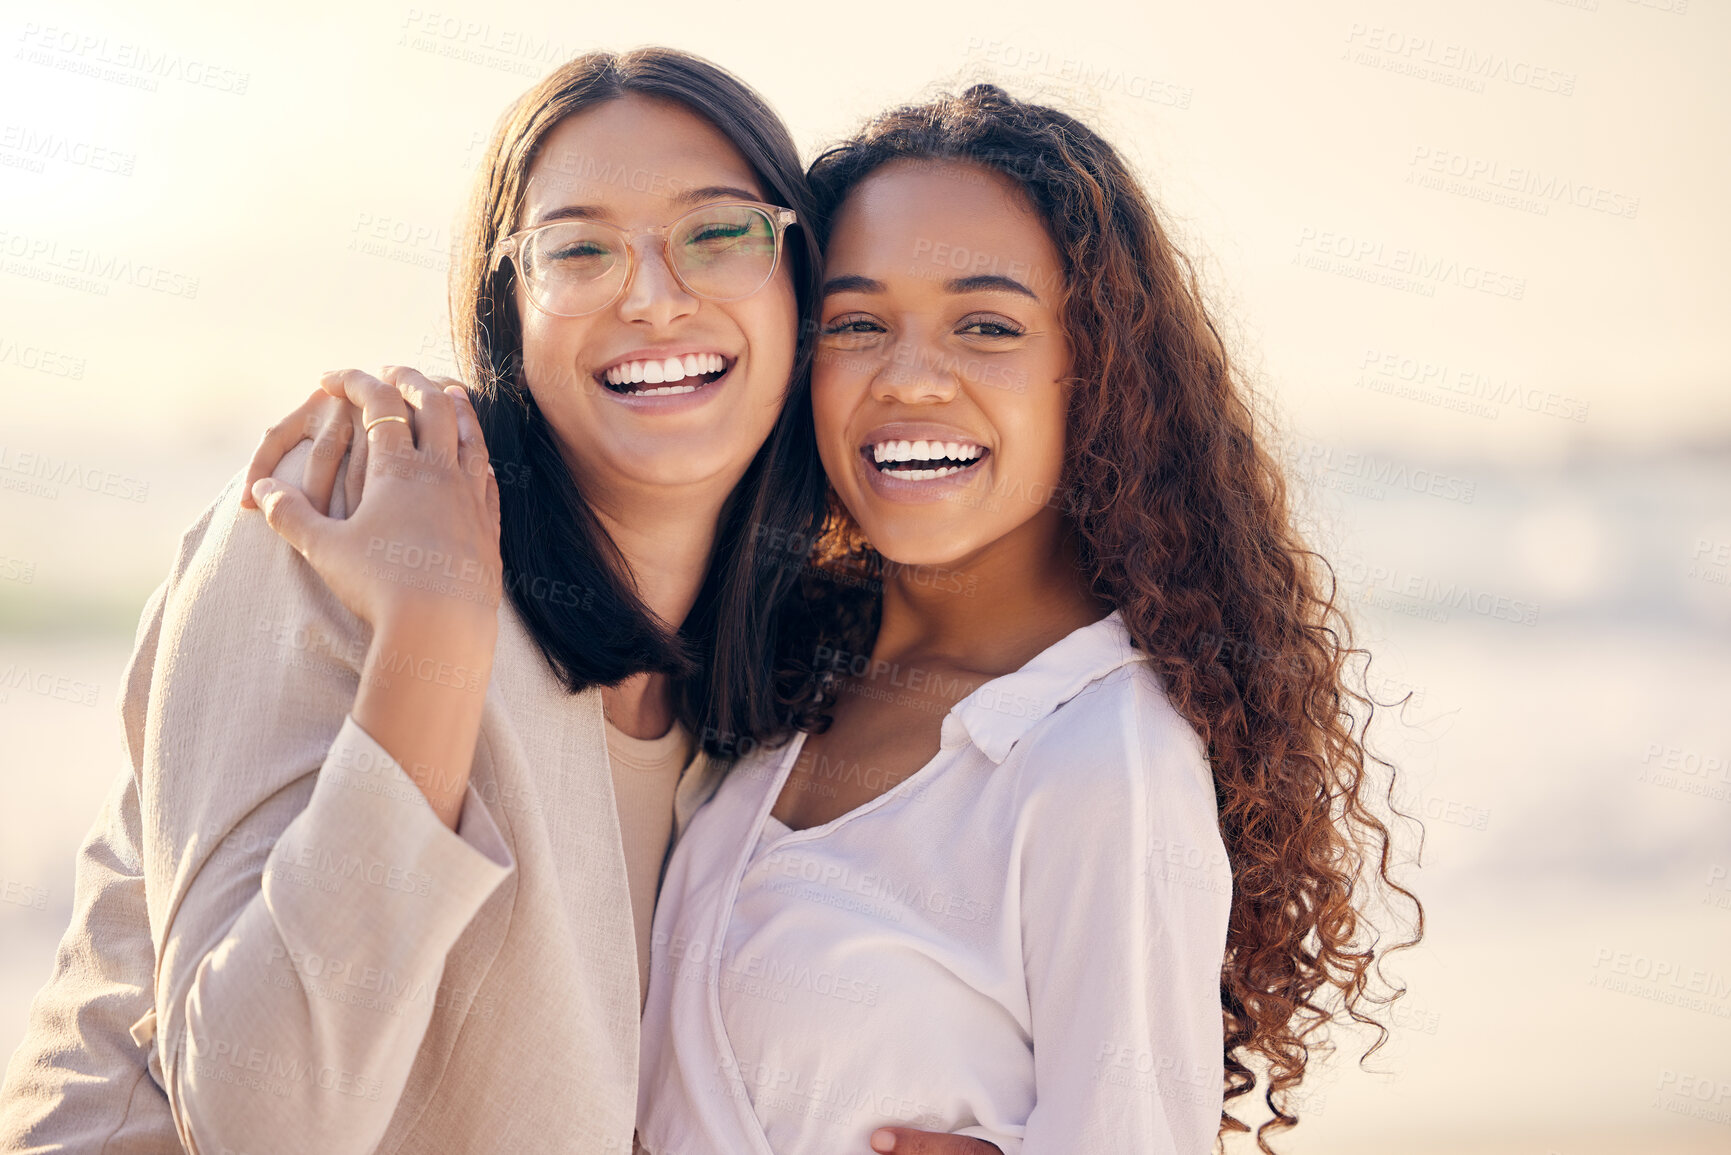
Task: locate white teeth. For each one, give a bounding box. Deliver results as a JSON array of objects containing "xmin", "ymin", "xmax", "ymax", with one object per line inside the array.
[
  {"xmin": 888, "ymin": 465, "xmax": 968, "ymax": 481},
  {"xmin": 604, "ymin": 353, "xmax": 730, "ymax": 390},
  {"xmin": 635, "ymin": 384, "xmax": 698, "ymax": 396},
  {"xmin": 868, "ymin": 438, "xmax": 985, "ymax": 464}
]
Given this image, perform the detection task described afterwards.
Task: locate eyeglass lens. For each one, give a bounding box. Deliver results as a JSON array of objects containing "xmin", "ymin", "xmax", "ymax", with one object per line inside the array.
[{"xmin": 519, "ymin": 205, "xmax": 779, "ymax": 316}]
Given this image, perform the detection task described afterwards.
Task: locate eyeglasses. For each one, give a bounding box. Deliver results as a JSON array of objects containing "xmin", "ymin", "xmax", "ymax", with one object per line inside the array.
[{"xmin": 489, "ymin": 200, "xmax": 798, "ymax": 318}]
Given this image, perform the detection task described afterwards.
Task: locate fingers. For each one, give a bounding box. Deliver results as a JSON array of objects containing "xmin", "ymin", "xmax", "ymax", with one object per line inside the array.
[
  {"xmin": 250, "ymin": 477, "xmax": 327, "ymax": 561},
  {"xmin": 322, "ymin": 369, "xmax": 415, "ymax": 460},
  {"xmin": 382, "ymin": 365, "xmax": 459, "ymax": 462},
  {"xmin": 869, "ymin": 1130, "xmax": 1002, "ymax": 1155},
  {"xmin": 484, "ymin": 462, "xmax": 501, "ymax": 539},
  {"xmin": 445, "ymin": 384, "xmax": 490, "ymax": 493},
  {"xmin": 302, "ymin": 396, "xmax": 356, "ymax": 516},
  {"xmin": 342, "ymin": 404, "xmax": 369, "ymax": 513},
  {"xmin": 242, "ymin": 387, "xmax": 329, "ymax": 510}
]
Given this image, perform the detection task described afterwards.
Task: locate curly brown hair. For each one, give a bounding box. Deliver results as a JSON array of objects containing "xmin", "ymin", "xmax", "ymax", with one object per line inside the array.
[{"xmin": 778, "ymin": 84, "xmax": 1425, "ymax": 1151}]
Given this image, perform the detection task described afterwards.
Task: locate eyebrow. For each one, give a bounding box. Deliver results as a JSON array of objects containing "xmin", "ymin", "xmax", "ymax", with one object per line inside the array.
[
  {"xmin": 821, "ymin": 274, "xmax": 885, "ymax": 296},
  {"xmin": 820, "ymin": 272, "xmax": 1041, "ymax": 301},
  {"xmin": 945, "ymin": 274, "xmax": 1040, "ymax": 300},
  {"xmin": 531, "ymin": 184, "xmax": 766, "ymax": 227}
]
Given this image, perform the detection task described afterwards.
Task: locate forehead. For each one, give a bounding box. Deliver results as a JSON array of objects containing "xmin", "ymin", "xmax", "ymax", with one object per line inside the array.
[
  {"xmin": 826, "ymin": 160, "xmax": 1059, "ymax": 277},
  {"xmin": 519, "ymin": 94, "xmax": 765, "ymax": 222}
]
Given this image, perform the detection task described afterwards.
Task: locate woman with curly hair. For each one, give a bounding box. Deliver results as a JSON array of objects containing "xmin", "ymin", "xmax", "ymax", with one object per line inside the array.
[{"xmin": 636, "ymin": 85, "xmax": 1422, "ymax": 1154}]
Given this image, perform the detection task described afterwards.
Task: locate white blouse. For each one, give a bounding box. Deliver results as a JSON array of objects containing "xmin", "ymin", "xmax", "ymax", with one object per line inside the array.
[{"xmin": 637, "ymin": 612, "xmax": 1232, "ymax": 1155}]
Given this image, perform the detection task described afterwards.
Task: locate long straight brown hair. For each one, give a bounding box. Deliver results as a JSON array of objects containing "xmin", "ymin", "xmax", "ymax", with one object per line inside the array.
[{"xmin": 450, "ymin": 48, "xmax": 827, "ymax": 757}]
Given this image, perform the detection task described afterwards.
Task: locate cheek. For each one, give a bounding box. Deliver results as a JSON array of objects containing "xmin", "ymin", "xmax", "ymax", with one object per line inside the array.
[{"xmin": 742, "ymin": 273, "xmax": 799, "ymax": 379}]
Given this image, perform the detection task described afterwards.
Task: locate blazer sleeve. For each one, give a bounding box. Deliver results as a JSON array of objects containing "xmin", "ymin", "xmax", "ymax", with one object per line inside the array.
[
  {"xmin": 6, "ymin": 442, "xmax": 516, "ymax": 1155},
  {"xmin": 1012, "ymin": 681, "xmax": 1231, "ymax": 1155},
  {"xmin": 143, "ymin": 446, "xmax": 516, "ymax": 1155},
  {"xmin": 0, "ymin": 583, "xmax": 182, "ymax": 1152}
]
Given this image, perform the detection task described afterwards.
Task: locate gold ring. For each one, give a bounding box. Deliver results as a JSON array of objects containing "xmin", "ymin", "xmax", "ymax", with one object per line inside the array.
[{"xmin": 364, "ymin": 414, "xmax": 411, "ymax": 435}]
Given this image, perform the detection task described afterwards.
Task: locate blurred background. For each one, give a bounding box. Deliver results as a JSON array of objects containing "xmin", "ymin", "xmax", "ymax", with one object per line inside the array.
[{"xmin": 1, "ymin": 0, "xmax": 1726, "ymax": 1151}]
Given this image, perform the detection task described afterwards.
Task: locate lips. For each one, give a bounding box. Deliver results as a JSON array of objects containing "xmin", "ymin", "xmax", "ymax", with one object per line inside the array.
[{"xmin": 598, "ymin": 351, "xmax": 734, "ymax": 397}]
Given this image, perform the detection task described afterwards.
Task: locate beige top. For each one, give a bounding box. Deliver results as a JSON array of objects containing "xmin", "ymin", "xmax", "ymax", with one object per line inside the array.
[
  {"xmin": 603, "ymin": 718, "xmax": 693, "ymax": 1009},
  {"xmin": 0, "ymin": 440, "xmax": 724, "ymax": 1155}
]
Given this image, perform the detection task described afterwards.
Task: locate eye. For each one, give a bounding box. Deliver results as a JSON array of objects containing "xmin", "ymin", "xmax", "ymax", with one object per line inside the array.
[
  {"xmin": 820, "ymin": 314, "xmax": 887, "ymax": 337},
  {"xmin": 548, "ymin": 240, "xmax": 611, "ymax": 261},
  {"xmin": 957, "ymin": 316, "xmax": 1025, "ymax": 339},
  {"xmin": 687, "ymin": 223, "xmax": 753, "ymax": 244}
]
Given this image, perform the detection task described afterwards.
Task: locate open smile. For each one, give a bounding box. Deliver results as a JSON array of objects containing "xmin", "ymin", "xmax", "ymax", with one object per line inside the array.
[
  {"xmin": 598, "ymin": 351, "xmax": 735, "ymax": 398},
  {"xmin": 860, "ymin": 436, "xmax": 991, "ymax": 482}
]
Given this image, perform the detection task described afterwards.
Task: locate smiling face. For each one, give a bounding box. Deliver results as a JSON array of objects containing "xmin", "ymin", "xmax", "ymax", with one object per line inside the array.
[
  {"xmin": 812, "ymin": 160, "xmax": 1072, "ymax": 569},
  {"xmin": 513, "ymin": 94, "xmax": 798, "ymax": 502}
]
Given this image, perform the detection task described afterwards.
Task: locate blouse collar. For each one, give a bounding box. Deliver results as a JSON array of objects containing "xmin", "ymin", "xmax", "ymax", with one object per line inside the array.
[{"xmin": 938, "ymin": 609, "xmax": 1141, "ymax": 764}]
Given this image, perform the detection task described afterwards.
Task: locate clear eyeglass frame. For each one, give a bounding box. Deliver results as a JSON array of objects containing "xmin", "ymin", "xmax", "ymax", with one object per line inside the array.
[{"xmin": 488, "ymin": 201, "xmax": 798, "ymax": 318}]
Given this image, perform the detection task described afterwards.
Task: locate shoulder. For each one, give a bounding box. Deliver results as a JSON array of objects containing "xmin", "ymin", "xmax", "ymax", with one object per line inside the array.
[
  {"xmin": 155, "ymin": 441, "xmax": 360, "ymax": 660},
  {"xmin": 1008, "ymin": 660, "xmax": 1216, "ymax": 834},
  {"xmin": 135, "ymin": 442, "xmax": 370, "ymax": 798}
]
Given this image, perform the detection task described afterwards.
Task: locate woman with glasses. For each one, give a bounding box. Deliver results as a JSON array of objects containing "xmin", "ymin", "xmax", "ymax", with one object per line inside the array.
[{"xmin": 0, "ymin": 50, "xmax": 997, "ymax": 1155}]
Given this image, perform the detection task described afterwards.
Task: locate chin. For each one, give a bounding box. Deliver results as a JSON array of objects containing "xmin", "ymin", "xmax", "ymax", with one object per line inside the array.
[
  {"xmin": 859, "ymin": 521, "xmax": 980, "ymax": 571},
  {"xmin": 615, "ymin": 444, "xmax": 740, "ymax": 490}
]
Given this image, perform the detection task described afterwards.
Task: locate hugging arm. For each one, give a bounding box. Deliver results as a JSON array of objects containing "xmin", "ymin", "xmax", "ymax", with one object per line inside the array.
[
  {"xmin": 7, "ymin": 392, "xmax": 511, "ymax": 1155},
  {"xmin": 151, "ymin": 374, "xmax": 511, "ymax": 1155},
  {"xmin": 0, "ymin": 586, "xmax": 179, "ymax": 1153}
]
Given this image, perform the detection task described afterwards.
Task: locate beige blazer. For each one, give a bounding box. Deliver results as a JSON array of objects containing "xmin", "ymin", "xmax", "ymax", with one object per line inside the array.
[{"xmin": 0, "ymin": 442, "xmax": 720, "ymax": 1154}]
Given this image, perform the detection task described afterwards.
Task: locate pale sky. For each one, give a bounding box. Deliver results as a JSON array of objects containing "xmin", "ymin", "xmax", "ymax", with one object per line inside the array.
[{"xmin": 2, "ymin": 0, "xmax": 1728, "ymax": 610}]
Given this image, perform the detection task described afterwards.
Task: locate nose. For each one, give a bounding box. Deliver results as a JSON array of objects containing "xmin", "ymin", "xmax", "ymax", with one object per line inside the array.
[
  {"xmin": 871, "ymin": 337, "xmax": 959, "ymax": 405},
  {"xmin": 615, "ymin": 235, "xmax": 698, "ymax": 327}
]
